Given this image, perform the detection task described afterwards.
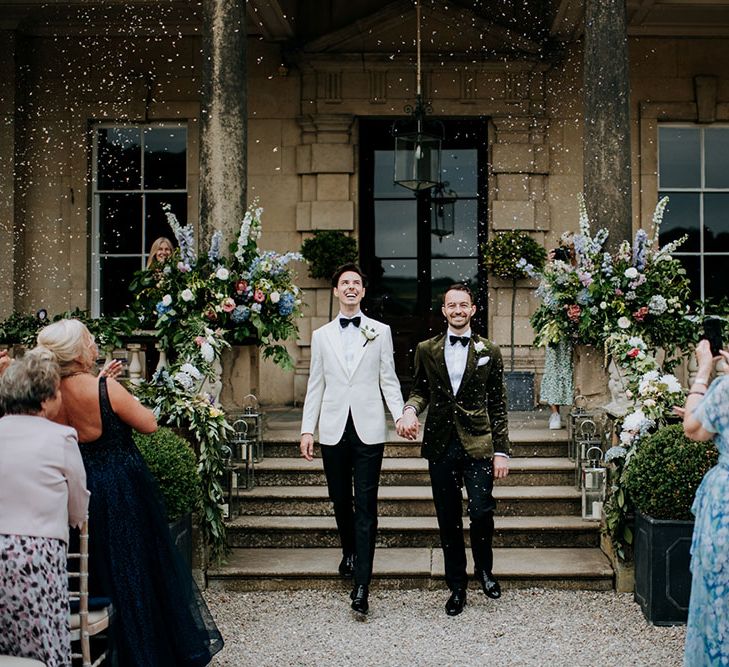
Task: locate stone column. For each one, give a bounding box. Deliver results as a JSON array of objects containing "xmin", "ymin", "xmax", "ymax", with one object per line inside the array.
[
  {"xmin": 0, "ymin": 31, "xmax": 16, "ymax": 316},
  {"xmin": 200, "ymin": 0, "xmax": 247, "ymax": 249},
  {"xmin": 583, "ymin": 0, "xmax": 632, "ymax": 248}
]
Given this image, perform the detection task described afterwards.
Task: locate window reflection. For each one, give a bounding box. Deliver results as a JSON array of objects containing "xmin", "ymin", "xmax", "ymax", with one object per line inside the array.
[
  {"xmin": 658, "ymin": 193, "xmax": 700, "ymax": 252},
  {"xmin": 703, "ymin": 194, "xmax": 729, "ymax": 252},
  {"xmin": 659, "ymin": 127, "xmax": 700, "ymax": 188}
]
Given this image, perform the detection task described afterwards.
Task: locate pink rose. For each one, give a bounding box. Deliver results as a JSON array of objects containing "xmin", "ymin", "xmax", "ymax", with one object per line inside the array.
[
  {"xmin": 633, "ymin": 306, "xmax": 649, "ymax": 322},
  {"xmin": 566, "ymin": 304, "xmax": 581, "ymax": 322},
  {"xmin": 253, "ymin": 289, "xmax": 265, "ymax": 303},
  {"xmin": 235, "ymin": 280, "xmax": 248, "ymax": 294},
  {"xmin": 222, "ymin": 297, "xmax": 236, "ymax": 313},
  {"xmin": 627, "ymin": 348, "xmax": 640, "ymax": 358},
  {"xmin": 194, "ymin": 336, "xmax": 206, "ymax": 347}
]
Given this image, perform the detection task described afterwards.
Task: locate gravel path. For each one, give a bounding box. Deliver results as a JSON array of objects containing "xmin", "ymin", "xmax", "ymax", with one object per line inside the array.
[{"xmin": 205, "ymin": 588, "xmax": 686, "ymax": 667}]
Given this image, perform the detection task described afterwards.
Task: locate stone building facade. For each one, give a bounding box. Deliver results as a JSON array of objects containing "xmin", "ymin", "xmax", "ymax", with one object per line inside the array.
[{"xmin": 1, "ymin": 1, "xmax": 728, "ymax": 404}]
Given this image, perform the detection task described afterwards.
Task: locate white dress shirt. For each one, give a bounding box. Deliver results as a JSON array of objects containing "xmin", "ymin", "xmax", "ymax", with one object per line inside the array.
[
  {"xmin": 338, "ymin": 310, "xmax": 363, "ymax": 372},
  {"xmin": 444, "ymin": 327, "xmax": 471, "ymax": 395}
]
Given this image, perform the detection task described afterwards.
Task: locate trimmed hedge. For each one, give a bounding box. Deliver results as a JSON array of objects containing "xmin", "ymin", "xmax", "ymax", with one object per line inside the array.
[
  {"xmin": 624, "ymin": 424, "xmax": 718, "ymax": 521},
  {"xmin": 134, "ymin": 427, "xmax": 201, "ymax": 521}
]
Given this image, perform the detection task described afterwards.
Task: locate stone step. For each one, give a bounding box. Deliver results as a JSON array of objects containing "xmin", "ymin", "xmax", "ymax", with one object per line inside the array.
[
  {"xmin": 263, "ymin": 440, "xmax": 567, "ymax": 459},
  {"xmin": 262, "ymin": 427, "xmax": 568, "ymax": 459},
  {"xmin": 235, "ymin": 484, "xmax": 582, "ymax": 517},
  {"xmin": 226, "ymin": 514, "xmax": 599, "ymax": 549},
  {"xmin": 252, "ymin": 457, "xmax": 576, "ymax": 487},
  {"xmin": 208, "ymin": 546, "xmax": 614, "ymax": 592}
]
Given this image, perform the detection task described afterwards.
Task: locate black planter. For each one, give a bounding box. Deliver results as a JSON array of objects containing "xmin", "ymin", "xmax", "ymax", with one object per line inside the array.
[
  {"xmin": 633, "ymin": 511, "xmax": 694, "ymax": 625},
  {"xmin": 168, "ymin": 513, "xmax": 193, "ymax": 570},
  {"xmin": 505, "ymin": 371, "xmax": 534, "ymax": 411}
]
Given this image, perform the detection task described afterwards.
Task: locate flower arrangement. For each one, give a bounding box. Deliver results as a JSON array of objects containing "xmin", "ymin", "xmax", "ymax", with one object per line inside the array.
[
  {"xmin": 530, "ymin": 197, "xmax": 694, "ymax": 363},
  {"xmin": 134, "ymin": 362, "xmax": 233, "ymax": 561},
  {"xmin": 129, "ymin": 201, "xmax": 304, "ymax": 371}
]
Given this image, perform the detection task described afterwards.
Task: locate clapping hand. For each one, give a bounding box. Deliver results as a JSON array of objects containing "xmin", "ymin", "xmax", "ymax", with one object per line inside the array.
[
  {"xmin": 100, "ymin": 359, "xmax": 123, "ymax": 380},
  {"xmin": 0, "ymin": 350, "xmax": 11, "ymax": 376}
]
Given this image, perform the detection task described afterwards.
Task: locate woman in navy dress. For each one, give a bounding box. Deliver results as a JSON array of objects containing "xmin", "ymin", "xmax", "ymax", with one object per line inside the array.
[{"xmin": 37, "ymin": 319, "xmax": 223, "ymax": 666}]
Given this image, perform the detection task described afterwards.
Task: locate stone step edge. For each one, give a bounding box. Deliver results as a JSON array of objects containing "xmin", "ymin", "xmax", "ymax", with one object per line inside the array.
[
  {"xmin": 262, "ymin": 430, "xmax": 569, "ymax": 445},
  {"xmin": 238, "ymin": 484, "xmax": 581, "ymax": 500},
  {"xmin": 227, "ymin": 515, "xmax": 599, "ymax": 531},
  {"xmin": 254, "ymin": 457, "xmax": 575, "ymax": 472},
  {"xmin": 209, "ymin": 547, "xmax": 613, "ymax": 579}
]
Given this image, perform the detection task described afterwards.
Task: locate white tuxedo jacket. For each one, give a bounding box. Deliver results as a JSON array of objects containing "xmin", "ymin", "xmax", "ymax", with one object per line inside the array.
[{"xmin": 301, "ymin": 315, "xmax": 404, "ymax": 445}]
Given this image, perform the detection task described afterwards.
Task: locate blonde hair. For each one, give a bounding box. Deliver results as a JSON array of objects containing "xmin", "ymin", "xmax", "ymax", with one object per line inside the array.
[
  {"xmin": 147, "ymin": 237, "xmax": 174, "ymax": 268},
  {"xmin": 0, "ymin": 348, "xmax": 60, "ymax": 415},
  {"xmin": 36, "ymin": 319, "xmax": 92, "ymax": 373}
]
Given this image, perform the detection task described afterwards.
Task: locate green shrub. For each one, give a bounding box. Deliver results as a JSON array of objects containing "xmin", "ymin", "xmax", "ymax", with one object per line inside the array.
[
  {"xmin": 134, "ymin": 427, "xmax": 202, "ymax": 521},
  {"xmin": 300, "ymin": 230, "xmax": 358, "ymax": 281},
  {"xmin": 481, "ymin": 231, "xmax": 546, "ymax": 281},
  {"xmin": 624, "ymin": 424, "xmax": 718, "ymax": 521}
]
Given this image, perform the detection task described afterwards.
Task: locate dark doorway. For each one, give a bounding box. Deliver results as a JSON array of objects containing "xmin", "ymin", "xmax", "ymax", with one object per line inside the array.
[{"xmin": 359, "ymin": 118, "xmax": 489, "ymax": 392}]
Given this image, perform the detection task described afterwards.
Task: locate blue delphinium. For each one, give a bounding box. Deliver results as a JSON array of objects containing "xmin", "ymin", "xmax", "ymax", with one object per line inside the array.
[
  {"xmin": 208, "ymin": 230, "xmax": 222, "ymax": 263},
  {"xmin": 633, "ymin": 229, "xmax": 649, "ymax": 271}
]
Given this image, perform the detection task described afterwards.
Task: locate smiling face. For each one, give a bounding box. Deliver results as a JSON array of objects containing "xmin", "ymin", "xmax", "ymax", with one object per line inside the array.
[
  {"xmin": 333, "ymin": 270, "xmax": 365, "ymax": 314},
  {"xmin": 442, "ymin": 288, "xmax": 476, "ymax": 334},
  {"xmin": 155, "ymin": 240, "xmax": 173, "ymax": 263}
]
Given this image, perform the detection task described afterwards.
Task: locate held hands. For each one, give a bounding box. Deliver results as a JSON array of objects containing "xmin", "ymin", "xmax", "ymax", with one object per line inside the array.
[
  {"xmin": 300, "ymin": 433, "xmax": 315, "ymax": 462},
  {"xmin": 396, "ymin": 409, "xmax": 420, "ymax": 441},
  {"xmin": 493, "ymin": 456, "xmax": 509, "ymax": 480}
]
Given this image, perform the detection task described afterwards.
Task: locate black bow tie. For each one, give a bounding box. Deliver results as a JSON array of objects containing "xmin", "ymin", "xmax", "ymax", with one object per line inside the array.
[
  {"xmin": 449, "ymin": 335, "xmax": 470, "ymax": 347},
  {"xmin": 340, "ymin": 316, "xmax": 361, "ymax": 329}
]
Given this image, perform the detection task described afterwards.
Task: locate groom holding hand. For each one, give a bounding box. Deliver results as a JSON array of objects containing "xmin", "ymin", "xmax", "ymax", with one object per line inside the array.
[
  {"xmin": 398, "ymin": 283, "xmax": 510, "ymax": 616},
  {"xmin": 300, "ymin": 263, "xmax": 405, "ymax": 617}
]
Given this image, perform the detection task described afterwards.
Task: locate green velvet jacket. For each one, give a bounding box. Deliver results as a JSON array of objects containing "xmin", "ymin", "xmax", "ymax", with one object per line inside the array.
[{"xmin": 405, "ymin": 333, "xmax": 510, "ymax": 460}]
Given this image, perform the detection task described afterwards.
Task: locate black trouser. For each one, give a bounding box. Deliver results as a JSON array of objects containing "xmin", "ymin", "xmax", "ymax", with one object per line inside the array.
[
  {"xmin": 320, "ymin": 415, "xmax": 385, "ymax": 587},
  {"xmin": 429, "ymin": 435, "xmax": 496, "ymax": 592}
]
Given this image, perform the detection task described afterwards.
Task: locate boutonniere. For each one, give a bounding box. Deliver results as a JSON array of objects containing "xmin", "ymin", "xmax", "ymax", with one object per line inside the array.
[
  {"xmin": 361, "ymin": 324, "xmax": 380, "ymax": 347},
  {"xmin": 473, "ymin": 340, "xmax": 486, "ymax": 354}
]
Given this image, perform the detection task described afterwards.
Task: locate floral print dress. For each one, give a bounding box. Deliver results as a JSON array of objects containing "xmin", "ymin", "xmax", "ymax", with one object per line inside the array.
[
  {"xmin": 684, "ymin": 375, "xmax": 729, "ymax": 666},
  {"xmin": 539, "ymin": 339, "xmax": 574, "ymax": 406}
]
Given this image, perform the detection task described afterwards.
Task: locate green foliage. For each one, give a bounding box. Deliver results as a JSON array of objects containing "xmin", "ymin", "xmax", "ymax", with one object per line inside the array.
[
  {"xmin": 624, "ymin": 424, "xmax": 718, "ymax": 521},
  {"xmin": 0, "ymin": 312, "xmax": 44, "ymax": 346},
  {"xmin": 482, "ymin": 231, "xmax": 546, "ymax": 282},
  {"xmin": 300, "ymin": 231, "xmax": 358, "ymax": 281},
  {"xmin": 133, "ymin": 427, "xmax": 202, "ymax": 522}
]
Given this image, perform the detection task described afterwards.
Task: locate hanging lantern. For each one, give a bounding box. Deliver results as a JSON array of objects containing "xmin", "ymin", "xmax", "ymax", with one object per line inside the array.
[
  {"xmin": 392, "ymin": 2, "xmax": 443, "ymax": 192},
  {"xmin": 431, "ymin": 181, "xmax": 457, "ymax": 240},
  {"xmin": 581, "ymin": 445, "xmax": 607, "ymax": 521},
  {"xmin": 574, "ymin": 418, "xmax": 604, "ymax": 489}
]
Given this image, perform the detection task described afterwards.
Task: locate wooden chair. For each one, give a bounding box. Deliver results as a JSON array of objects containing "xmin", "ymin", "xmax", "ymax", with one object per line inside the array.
[{"xmin": 68, "ymin": 521, "xmax": 113, "ymax": 667}]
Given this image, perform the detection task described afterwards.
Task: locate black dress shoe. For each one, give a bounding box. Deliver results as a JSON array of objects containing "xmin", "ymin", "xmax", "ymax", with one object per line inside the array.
[
  {"xmin": 478, "ymin": 571, "xmax": 501, "ymax": 599},
  {"xmin": 350, "ymin": 585, "xmax": 369, "ymax": 615},
  {"xmin": 445, "ymin": 589, "xmax": 467, "ymax": 616},
  {"xmin": 338, "ymin": 554, "xmax": 355, "ymax": 578}
]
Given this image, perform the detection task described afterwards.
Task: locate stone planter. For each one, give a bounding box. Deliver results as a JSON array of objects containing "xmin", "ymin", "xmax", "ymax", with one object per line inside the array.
[
  {"xmin": 633, "ymin": 511, "xmax": 693, "ymax": 625},
  {"xmin": 220, "ymin": 341, "xmax": 260, "ymax": 411},
  {"xmin": 504, "ymin": 370, "xmax": 534, "ymax": 411},
  {"xmin": 573, "ymin": 344, "xmax": 609, "ymax": 409}
]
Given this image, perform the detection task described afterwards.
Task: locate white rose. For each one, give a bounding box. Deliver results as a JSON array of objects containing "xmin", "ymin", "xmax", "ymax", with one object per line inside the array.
[
  {"xmin": 200, "ymin": 342, "xmax": 215, "ymax": 363},
  {"xmin": 215, "ymin": 267, "xmax": 230, "ymax": 281},
  {"xmin": 474, "ymin": 341, "xmax": 486, "ymax": 353},
  {"xmin": 162, "ymin": 294, "xmax": 172, "ymax": 307},
  {"xmin": 181, "ymin": 289, "xmax": 194, "ymax": 302},
  {"xmin": 600, "ymin": 301, "xmax": 607, "ymax": 310},
  {"xmin": 270, "ymin": 291, "xmax": 281, "ymax": 304},
  {"xmin": 617, "ymin": 316, "xmax": 631, "ymax": 329},
  {"xmin": 624, "ymin": 267, "xmax": 639, "ymax": 279}
]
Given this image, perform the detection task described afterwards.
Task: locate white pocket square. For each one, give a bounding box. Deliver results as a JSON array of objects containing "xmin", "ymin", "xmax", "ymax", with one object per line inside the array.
[{"xmin": 477, "ymin": 356, "xmax": 490, "ymax": 367}]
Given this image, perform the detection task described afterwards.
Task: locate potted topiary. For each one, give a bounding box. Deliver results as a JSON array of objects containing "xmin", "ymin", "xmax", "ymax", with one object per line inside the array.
[
  {"xmin": 300, "ymin": 230, "xmax": 358, "ymax": 319},
  {"xmin": 134, "ymin": 427, "xmax": 202, "ymax": 569},
  {"xmin": 623, "ymin": 423, "xmax": 718, "ymax": 625},
  {"xmin": 482, "ymin": 231, "xmax": 546, "ymax": 410}
]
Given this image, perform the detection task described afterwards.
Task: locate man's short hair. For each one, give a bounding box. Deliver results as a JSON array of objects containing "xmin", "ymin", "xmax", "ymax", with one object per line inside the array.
[
  {"xmin": 442, "ymin": 283, "xmax": 474, "ymax": 304},
  {"xmin": 331, "ymin": 263, "xmax": 368, "ymax": 288}
]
